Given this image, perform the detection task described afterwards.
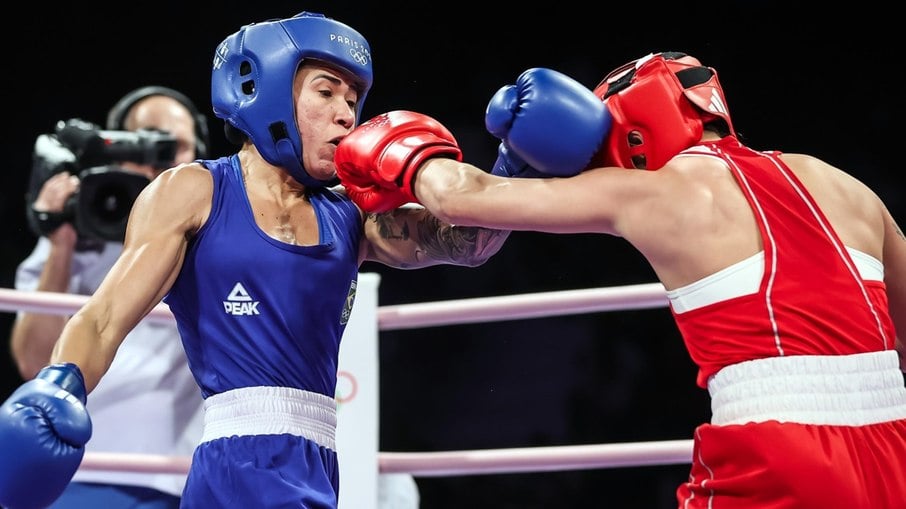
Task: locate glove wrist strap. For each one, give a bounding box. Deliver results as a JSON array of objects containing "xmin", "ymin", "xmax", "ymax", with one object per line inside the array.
[
  {"xmin": 400, "ymin": 143, "xmax": 462, "ymax": 200},
  {"xmin": 37, "ymin": 363, "xmax": 88, "ymax": 404}
]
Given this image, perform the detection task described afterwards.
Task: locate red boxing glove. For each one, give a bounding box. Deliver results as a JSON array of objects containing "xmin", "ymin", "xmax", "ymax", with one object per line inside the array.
[{"xmin": 335, "ymin": 110, "xmax": 462, "ymax": 213}]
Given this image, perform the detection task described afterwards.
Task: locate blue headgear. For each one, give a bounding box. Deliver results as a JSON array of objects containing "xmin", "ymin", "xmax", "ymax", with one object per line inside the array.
[{"xmin": 211, "ymin": 11, "xmax": 373, "ymax": 187}]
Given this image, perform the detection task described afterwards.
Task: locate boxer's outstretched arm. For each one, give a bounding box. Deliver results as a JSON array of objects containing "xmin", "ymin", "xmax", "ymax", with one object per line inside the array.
[
  {"xmin": 49, "ymin": 164, "xmax": 210, "ymax": 392},
  {"xmin": 1, "ymin": 163, "xmax": 209, "ymax": 509}
]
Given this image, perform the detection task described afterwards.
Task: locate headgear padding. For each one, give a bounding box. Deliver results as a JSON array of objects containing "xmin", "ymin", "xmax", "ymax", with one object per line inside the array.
[
  {"xmin": 592, "ymin": 52, "xmax": 734, "ymax": 171},
  {"xmin": 106, "ymin": 85, "xmax": 210, "ymax": 158},
  {"xmin": 211, "ymin": 11, "xmax": 373, "ymax": 187}
]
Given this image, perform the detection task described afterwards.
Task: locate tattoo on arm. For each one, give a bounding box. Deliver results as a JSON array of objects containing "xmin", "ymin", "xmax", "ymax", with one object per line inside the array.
[
  {"xmin": 367, "ymin": 210, "xmax": 509, "ymax": 267},
  {"xmin": 371, "ymin": 212, "xmax": 410, "ymax": 241},
  {"xmin": 415, "ymin": 215, "xmax": 509, "ymax": 266}
]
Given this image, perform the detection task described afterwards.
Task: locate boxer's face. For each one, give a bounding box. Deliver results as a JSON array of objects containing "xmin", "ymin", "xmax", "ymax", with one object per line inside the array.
[{"xmin": 292, "ymin": 62, "xmax": 360, "ymax": 181}]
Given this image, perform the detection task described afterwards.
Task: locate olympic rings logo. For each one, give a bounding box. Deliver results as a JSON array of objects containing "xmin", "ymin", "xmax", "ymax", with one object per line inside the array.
[
  {"xmin": 212, "ymin": 43, "xmax": 229, "ymax": 70},
  {"xmin": 349, "ymin": 48, "xmax": 369, "ymax": 66},
  {"xmin": 335, "ymin": 370, "xmax": 359, "ymax": 407}
]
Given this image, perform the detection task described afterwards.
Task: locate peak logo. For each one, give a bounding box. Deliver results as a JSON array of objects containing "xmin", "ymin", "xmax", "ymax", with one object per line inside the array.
[{"xmin": 223, "ymin": 282, "xmax": 260, "ymax": 316}]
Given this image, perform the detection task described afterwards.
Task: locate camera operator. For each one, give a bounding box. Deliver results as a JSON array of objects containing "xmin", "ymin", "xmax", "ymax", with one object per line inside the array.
[
  {"xmin": 9, "ymin": 86, "xmax": 210, "ymax": 509},
  {"xmin": 27, "ymin": 114, "xmax": 186, "ymax": 245}
]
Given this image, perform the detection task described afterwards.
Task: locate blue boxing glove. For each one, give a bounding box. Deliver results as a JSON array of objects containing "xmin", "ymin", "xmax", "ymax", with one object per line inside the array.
[
  {"xmin": 485, "ymin": 67, "xmax": 612, "ymax": 177},
  {"xmin": 0, "ymin": 363, "xmax": 92, "ymax": 509}
]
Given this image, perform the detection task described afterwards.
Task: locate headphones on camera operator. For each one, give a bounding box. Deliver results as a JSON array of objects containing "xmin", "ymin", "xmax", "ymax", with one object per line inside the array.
[{"xmin": 26, "ymin": 86, "xmax": 211, "ymax": 244}]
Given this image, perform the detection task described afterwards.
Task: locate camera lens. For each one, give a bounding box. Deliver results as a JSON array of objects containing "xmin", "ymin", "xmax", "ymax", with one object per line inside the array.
[
  {"xmin": 76, "ymin": 166, "xmax": 150, "ymax": 242},
  {"xmin": 89, "ymin": 182, "xmax": 133, "ymax": 222}
]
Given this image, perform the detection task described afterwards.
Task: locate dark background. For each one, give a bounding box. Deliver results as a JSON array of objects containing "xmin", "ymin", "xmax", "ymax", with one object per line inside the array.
[{"xmin": 1, "ymin": 3, "xmax": 900, "ymax": 508}]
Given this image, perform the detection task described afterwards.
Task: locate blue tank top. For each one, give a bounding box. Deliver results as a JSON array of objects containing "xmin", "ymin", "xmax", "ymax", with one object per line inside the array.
[{"xmin": 164, "ymin": 155, "xmax": 362, "ymax": 399}]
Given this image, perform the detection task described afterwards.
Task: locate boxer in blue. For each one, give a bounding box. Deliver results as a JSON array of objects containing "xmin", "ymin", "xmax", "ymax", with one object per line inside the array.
[{"xmin": 0, "ymin": 11, "xmax": 509, "ymax": 509}]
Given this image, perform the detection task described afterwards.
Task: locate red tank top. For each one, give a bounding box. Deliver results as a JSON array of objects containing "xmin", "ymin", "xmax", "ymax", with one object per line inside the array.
[{"xmin": 670, "ymin": 137, "xmax": 895, "ymax": 387}]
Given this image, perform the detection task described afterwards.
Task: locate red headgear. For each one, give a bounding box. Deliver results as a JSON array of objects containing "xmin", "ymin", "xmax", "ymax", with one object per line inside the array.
[{"xmin": 591, "ymin": 52, "xmax": 734, "ymax": 171}]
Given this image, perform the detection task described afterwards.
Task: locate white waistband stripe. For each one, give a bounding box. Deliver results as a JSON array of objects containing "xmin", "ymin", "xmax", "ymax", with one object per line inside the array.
[
  {"xmin": 201, "ymin": 386, "xmax": 337, "ymax": 450},
  {"xmin": 708, "ymin": 351, "xmax": 906, "ymax": 426}
]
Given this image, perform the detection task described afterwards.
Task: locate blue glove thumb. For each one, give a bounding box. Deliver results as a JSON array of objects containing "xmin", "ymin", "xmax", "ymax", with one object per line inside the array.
[{"xmin": 490, "ymin": 143, "xmax": 548, "ymax": 178}]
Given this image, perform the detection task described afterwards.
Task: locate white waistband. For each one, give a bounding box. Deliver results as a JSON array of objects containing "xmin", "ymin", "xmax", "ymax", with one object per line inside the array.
[
  {"xmin": 708, "ymin": 350, "xmax": 906, "ymax": 426},
  {"xmin": 201, "ymin": 386, "xmax": 337, "ymax": 450}
]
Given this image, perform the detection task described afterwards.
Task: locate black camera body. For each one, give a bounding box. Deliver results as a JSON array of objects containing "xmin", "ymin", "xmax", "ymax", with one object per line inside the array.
[{"xmin": 26, "ymin": 118, "xmax": 177, "ymax": 242}]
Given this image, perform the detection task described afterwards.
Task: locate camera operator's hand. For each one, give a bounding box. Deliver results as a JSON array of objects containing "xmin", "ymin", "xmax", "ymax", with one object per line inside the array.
[
  {"xmin": 32, "ymin": 172, "xmax": 79, "ymax": 246},
  {"xmin": 33, "ymin": 171, "xmax": 79, "ymax": 212}
]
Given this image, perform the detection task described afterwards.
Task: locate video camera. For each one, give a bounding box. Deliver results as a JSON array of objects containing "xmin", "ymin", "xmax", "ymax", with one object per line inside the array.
[{"xmin": 26, "ymin": 118, "xmax": 177, "ymax": 242}]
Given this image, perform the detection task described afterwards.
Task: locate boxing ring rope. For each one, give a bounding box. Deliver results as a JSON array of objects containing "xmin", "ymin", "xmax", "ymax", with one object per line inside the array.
[
  {"xmin": 0, "ymin": 284, "xmax": 694, "ymax": 476},
  {"xmin": 0, "ymin": 283, "xmax": 670, "ymax": 330}
]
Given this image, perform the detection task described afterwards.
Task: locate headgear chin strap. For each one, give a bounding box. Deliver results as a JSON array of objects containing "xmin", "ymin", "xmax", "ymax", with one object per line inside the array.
[
  {"xmin": 591, "ymin": 52, "xmax": 734, "ymax": 171},
  {"xmin": 211, "ymin": 11, "xmax": 374, "ymax": 187}
]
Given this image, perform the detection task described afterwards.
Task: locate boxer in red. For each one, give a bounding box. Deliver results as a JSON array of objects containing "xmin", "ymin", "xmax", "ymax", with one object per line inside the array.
[{"xmin": 334, "ymin": 53, "xmax": 906, "ymax": 508}]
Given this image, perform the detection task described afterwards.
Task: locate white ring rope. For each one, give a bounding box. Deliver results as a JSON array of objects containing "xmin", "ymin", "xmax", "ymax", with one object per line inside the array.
[
  {"xmin": 0, "ymin": 284, "xmax": 693, "ymax": 476},
  {"xmin": 377, "ymin": 283, "xmax": 668, "ymax": 330},
  {"xmin": 78, "ymin": 440, "xmax": 694, "ymax": 476},
  {"xmin": 0, "ymin": 283, "xmax": 669, "ymax": 330}
]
